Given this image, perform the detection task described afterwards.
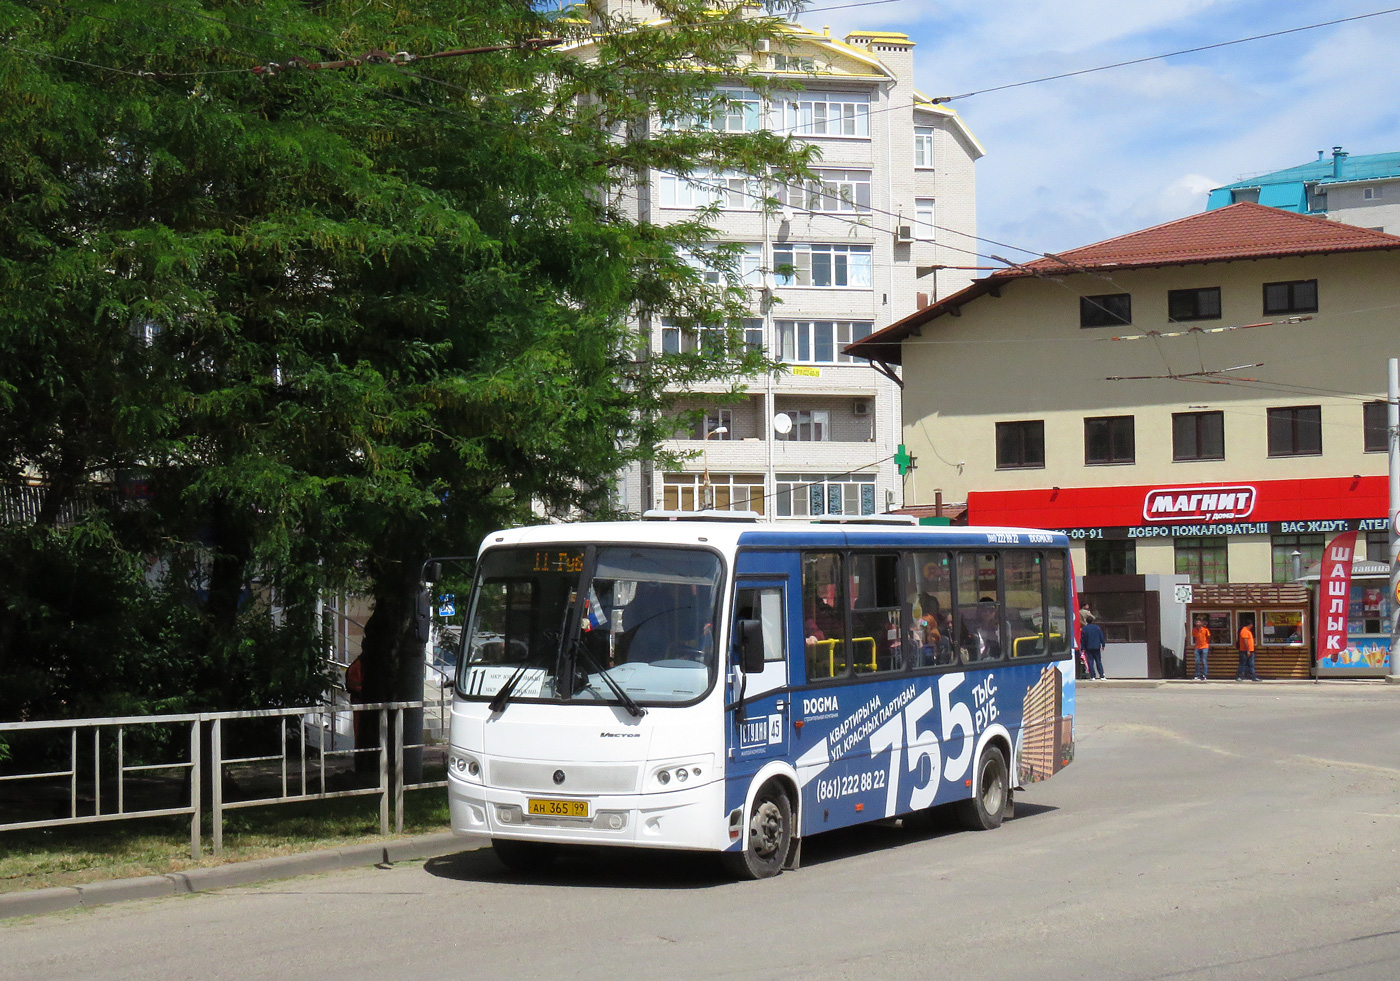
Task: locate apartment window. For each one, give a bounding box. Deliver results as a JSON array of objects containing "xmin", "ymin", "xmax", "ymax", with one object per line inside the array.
[
  {"xmin": 778, "ymin": 409, "xmax": 829, "ymax": 442},
  {"xmin": 1263, "ymin": 279, "xmax": 1318, "ymax": 314},
  {"xmin": 704, "ymin": 87, "xmax": 764, "ymax": 132},
  {"xmin": 777, "ymin": 169, "xmax": 871, "ymax": 213},
  {"xmin": 780, "ymin": 91, "xmax": 869, "ymax": 137},
  {"xmin": 1232, "ymin": 188, "xmax": 1260, "ymax": 204},
  {"xmin": 914, "ymin": 198, "xmax": 936, "ymax": 240},
  {"xmin": 773, "ymin": 243, "xmax": 873, "ymax": 288},
  {"xmin": 662, "ymin": 472, "xmax": 764, "ymax": 514},
  {"xmin": 1167, "ymin": 287, "xmax": 1221, "ymax": 322},
  {"xmin": 1079, "ymin": 293, "xmax": 1132, "ymax": 328},
  {"xmin": 1172, "ymin": 411, "xmax": 1224, "ymax": 461},
  {"xmin": 1364, "ymin": 400, "xmax": 1390, "ymax": 452},
  {"xmin": 661, "ymin": 318, "xmax": 763, "ymax": 355},
  {"xmin": 1308, "ymin": 187, "xmax": 1328, "ymax": 212},
  {"xmin": 1363, "ymin": 186, "xmax": 1382, "ymax": 200},
  {"xmin": 679, "ymin": 244, "xmax": 762, "ymax": 287},
  {"xmin": 776, "ymin": 473, "xmax": 875, "ymax": 517},
  {"xmin": 996, "ymin": 420, "xmax": 1045, "ymax": 470},
  {"xmin": 656, "ymin": 169, "xmax": 762, "ymax": 210},
  {"xmin": 914, "ymin": 126, "xmax": 935, "ymax": 168},
  {"xmin": 1271, "ymin": 533, "xmax": 1324, "ymax": 583},
  {"xmin": 662, "ymin": 88, "xmax": 766, "ymax": 133},
  {"xmin": 772, "ymin": 53, "xmax": 815, "ymax": 71},
  {"xmin": 1366, "ymin": 531, "xmax": 1391, "ymax": 563},
  {"xmin": 1085, "ymin": 540, "xmax": 1136, "ymax": 576},
  {"xmin": 1175, "ymin": 537, "xmax": 1228, "ymax": 585},
  {"xmin": 1267, "ymin": 405, "xmax": 1322, "ymax": 456},
  {"xmin": 690, "ymin": 408, "xmax": 732, "ymax": 440},
  {"xmin": 1084, "ymin": 415, "xmax": 1135, "ymax": 465},
  {"xmin": 776, "ymin": 320, "xmax": 872, "ymax": 364}
]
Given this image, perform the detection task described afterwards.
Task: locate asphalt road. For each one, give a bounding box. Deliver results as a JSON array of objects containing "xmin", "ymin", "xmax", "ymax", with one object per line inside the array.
[{"xmin": 4, "ymin": 683, "xmax": 1400, "ymax": 981}]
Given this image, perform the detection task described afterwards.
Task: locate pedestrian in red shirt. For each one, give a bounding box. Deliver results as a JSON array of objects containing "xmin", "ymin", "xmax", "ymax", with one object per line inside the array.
[
  {"xmin": 1234, "ymin": 623, "xmax": 1259, "ymax": 682},
  {"xmin": 1192, "ymin": 618, "xmax": 1211, "ymax": 681}
]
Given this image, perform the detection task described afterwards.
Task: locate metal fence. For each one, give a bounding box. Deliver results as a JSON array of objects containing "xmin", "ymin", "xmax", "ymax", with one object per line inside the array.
[{"xmin": 0, "ymin": 693, "xmax": 451, "ymax": 859}]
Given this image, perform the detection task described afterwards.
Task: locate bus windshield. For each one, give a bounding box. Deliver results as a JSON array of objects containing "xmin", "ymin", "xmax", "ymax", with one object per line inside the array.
[{"xmin": 457, "ymin": 545, "xmax": 723, "ymax": 706}]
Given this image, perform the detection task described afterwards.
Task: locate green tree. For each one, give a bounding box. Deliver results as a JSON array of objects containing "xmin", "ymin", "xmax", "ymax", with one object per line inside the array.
[{"xmin": 0, "ymin": 0, "xmax": 813, "ymax": 721}]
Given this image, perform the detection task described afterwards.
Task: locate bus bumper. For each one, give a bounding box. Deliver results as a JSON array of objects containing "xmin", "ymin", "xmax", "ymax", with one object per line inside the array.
[{"xmin": 448, "ymin": 768, "xmax": 728, "ymax": 851}]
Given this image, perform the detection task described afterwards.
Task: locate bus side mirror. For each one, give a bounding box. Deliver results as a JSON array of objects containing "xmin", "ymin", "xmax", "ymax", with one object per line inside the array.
[
  {"xmin": 739, "ymin": 619, "xmax": 765, "ymax": 673},
  {"xmin": 414, "ymin": 588, "xmax": 432, "ymax": 642}
]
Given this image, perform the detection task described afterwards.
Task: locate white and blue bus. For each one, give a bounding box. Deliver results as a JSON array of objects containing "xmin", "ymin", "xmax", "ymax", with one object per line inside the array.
[{"xmin": 447, "ymin": 515, "xmax": 1077, "ymax": 878}]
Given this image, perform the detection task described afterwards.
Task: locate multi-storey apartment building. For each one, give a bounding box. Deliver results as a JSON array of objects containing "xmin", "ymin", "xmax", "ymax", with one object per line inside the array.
[
  {"xmin": 1208, "ymin": 146, "xmax": 1400, "ymax": 234},
  {"xmin": 581, "ymin": 4, "xmax": 983, "ymax": 519}
]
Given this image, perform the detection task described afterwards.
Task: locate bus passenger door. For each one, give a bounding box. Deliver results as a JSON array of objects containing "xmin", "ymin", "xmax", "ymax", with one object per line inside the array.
[{"xmin": 729, "ymin": 578, "xmax": 791, "ymax": 766}]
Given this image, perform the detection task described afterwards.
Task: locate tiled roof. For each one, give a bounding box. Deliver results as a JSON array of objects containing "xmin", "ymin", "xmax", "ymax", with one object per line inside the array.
[
  {"xmin": 1005, "ymin": 202, "xmax": 1400, "ymax": 275},
  {"xmin": 845, "ymin": 202, "xmax": 1400, "ymax": 364}
]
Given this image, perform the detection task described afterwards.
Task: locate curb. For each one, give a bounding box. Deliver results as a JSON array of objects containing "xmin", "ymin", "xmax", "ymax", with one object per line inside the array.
[{"xmin": 0, "ymin": 831, "xmax": 481, "ymax": 922}]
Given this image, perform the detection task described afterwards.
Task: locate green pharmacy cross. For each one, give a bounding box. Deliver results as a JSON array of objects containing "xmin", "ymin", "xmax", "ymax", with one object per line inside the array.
[{"xmin": 895, "ymin": 444, "xmax": 916, "ymax": 476}]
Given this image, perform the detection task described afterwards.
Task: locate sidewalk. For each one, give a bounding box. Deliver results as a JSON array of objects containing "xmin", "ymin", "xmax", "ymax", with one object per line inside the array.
[{"xmin": 0, "ymin": 831, "xmax": 483, "ymax": 922}]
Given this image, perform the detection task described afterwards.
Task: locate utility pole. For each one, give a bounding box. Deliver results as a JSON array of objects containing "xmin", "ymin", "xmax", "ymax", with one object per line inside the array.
[{"xmin": 1388, "ymin": 358, "xmax": 1399, "ymax": 681}]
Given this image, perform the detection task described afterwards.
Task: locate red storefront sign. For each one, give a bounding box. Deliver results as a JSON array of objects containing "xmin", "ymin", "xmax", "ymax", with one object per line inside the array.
[
  {"xmin": 1317, "ymin": 531, "xmax": 1359, "ymax": 663},
  {"xmin": 968, "ymin": 476, "xmax": 1388, "ymax": 538},
  {"xmin": 1142, "ymin": 485, "xmax": 1256, "ymax": 523}
]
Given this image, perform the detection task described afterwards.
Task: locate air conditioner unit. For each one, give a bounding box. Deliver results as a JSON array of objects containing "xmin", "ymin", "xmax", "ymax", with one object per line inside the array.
[
  {"xmin": 852, "ymin": 399, "xmax": 871, "ymax": 417},
  {"xmin": 895, "ymin": 224, "xmax": 914, "ymax": 243}
]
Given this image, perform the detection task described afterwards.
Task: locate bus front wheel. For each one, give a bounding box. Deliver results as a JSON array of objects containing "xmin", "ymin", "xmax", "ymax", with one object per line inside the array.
[
  {"xmin": 957, "ymin": 745, "xmax": 1008, "ymax": 831},
  {"xmin": 723, "ymin": 783, "xmax": 792, "ymax": 880}
]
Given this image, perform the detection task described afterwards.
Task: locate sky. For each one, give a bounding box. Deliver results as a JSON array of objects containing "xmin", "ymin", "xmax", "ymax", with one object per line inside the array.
[{"xmin": 798, "ymin": 0, "xmax": 1400, "ymax": 261}]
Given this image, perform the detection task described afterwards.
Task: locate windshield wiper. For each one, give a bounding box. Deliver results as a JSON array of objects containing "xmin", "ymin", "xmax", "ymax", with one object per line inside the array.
[
  {"xmin": 569, "ymin": 638, "xmax": 646, "ymax": 719},
  {"xmin": 487, "ymin": 661, "xmax": 531, "ymax": 714}
]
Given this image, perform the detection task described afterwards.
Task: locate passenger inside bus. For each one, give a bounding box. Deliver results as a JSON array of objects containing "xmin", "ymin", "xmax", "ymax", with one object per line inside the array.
[
  {"xmin": 958, "ymin": 596, "xmax": 1004, "ymax": 662},
  {"xmin": 911, "ymin": 593, "xmax": 954, "ymax": 666}
]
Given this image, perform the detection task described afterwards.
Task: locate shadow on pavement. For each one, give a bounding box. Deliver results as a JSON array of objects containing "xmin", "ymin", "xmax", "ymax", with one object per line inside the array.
[
  {"xmin": 424, "ymin": 845, "xmax": 728, "ymax": 890},
  {"xmin": 423, "ymin": 802, "xmax": 1057, "ymax": 885},
  {"xmin": 797, "ymin": 801, "xmax": 1058, "ymax": 868}
]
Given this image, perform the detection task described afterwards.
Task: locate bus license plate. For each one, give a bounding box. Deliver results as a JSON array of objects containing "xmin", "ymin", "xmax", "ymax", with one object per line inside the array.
[{"xmin": 527, "ymin": 798, "xmax": 589, "ymax": 818}]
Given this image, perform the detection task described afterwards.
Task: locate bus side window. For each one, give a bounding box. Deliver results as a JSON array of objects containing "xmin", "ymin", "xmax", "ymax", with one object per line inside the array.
[
  {"xmin": 956, "ymin": 552, "xmax": 1004, "ymax": 663},
  {"xmin": 907, "ymin": 551, "xmax": 954, "ymax": 667},
  {"xmin": 802, "ymin": 552, "xmax": 846, "ymax": 680},
  {"xmin": 1046, "ymin": 552, "xmax": 1069, "ymax": 657},
  {"xmin": 733, "ymin": 586, "xmax": 785, "ymax": 665},
  {"xmin": 1005, "ymin": 551, "xmax": 1047, "ymax": 658},
  {"xmin": 852, "ymin": 553, "xmax": 901, "ymax": 675}
]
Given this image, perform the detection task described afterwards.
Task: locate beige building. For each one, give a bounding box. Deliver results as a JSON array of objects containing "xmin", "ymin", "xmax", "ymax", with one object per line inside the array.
[
  {"xmin": 578, "ymin": 4, "xmax": 983, "ymax": 518},
  {"xmin": 849, "ymin": 203, "xmax": 1397, "ymax": 678}
]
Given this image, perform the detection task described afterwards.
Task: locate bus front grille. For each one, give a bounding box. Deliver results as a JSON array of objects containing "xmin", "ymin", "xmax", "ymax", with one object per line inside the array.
[{"xmin": 488, "ymin": 760, "xmax": 640, "ymax": 794}]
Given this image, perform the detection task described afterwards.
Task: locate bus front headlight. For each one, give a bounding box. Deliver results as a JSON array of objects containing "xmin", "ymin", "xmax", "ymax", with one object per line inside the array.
[
  {"xmin": 650, "ymin": 757, "xmax": 711, "ymax": 789},
  {"xmin": 448, "ymin": 752, "xmax": 482, "ymax": 782}
]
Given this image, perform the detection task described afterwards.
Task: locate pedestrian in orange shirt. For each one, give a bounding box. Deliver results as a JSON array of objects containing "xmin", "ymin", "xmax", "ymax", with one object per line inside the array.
[
  {"xmin": 1192, "ymin": 617, "xmax": 1211, "ymax": 681},
  {"xmin": 1234, "ymin": 622, "xmax": 1259, "ymax": 682}
]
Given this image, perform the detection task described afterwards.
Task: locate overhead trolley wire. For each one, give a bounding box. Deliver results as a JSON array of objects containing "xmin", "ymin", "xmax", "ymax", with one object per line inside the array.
[{"xmin": 926, "ymin": 6, "xmax": 1400, "ymax": 104}]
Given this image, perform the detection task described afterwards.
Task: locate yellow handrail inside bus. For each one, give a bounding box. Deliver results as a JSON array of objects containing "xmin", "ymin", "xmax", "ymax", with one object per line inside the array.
[
  {"xmin": 1012, "ymin": 633, "xmax": 1062, "ymax": 657},
  {"xmin": 810, "ymin": 637, "xmax": 879, "ymax": 676}
]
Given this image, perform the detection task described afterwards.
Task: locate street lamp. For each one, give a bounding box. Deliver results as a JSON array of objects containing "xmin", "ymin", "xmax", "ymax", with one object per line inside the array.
[{"xmin": 701, "ymin": 426, "xmax": 728, "ymax": 509}]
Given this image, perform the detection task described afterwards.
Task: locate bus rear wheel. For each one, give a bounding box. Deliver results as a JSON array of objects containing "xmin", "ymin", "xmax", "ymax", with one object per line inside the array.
[
  {"xmin": 492, "ymin": 838, "xmax": 559, "ymax": 873},
  {"xmin": 956, "ymin": 745, "xmax": 1008, "ymax": 831},
  {"xmin": 722, "ymin": 783, "xmax": 792, "ymax": 880}
]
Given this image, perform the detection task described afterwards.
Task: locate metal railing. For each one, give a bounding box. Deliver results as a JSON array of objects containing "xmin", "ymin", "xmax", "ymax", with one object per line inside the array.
[{"xmin": 0, "ymin": 693, "xmax": 452, "ymax": 859}]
